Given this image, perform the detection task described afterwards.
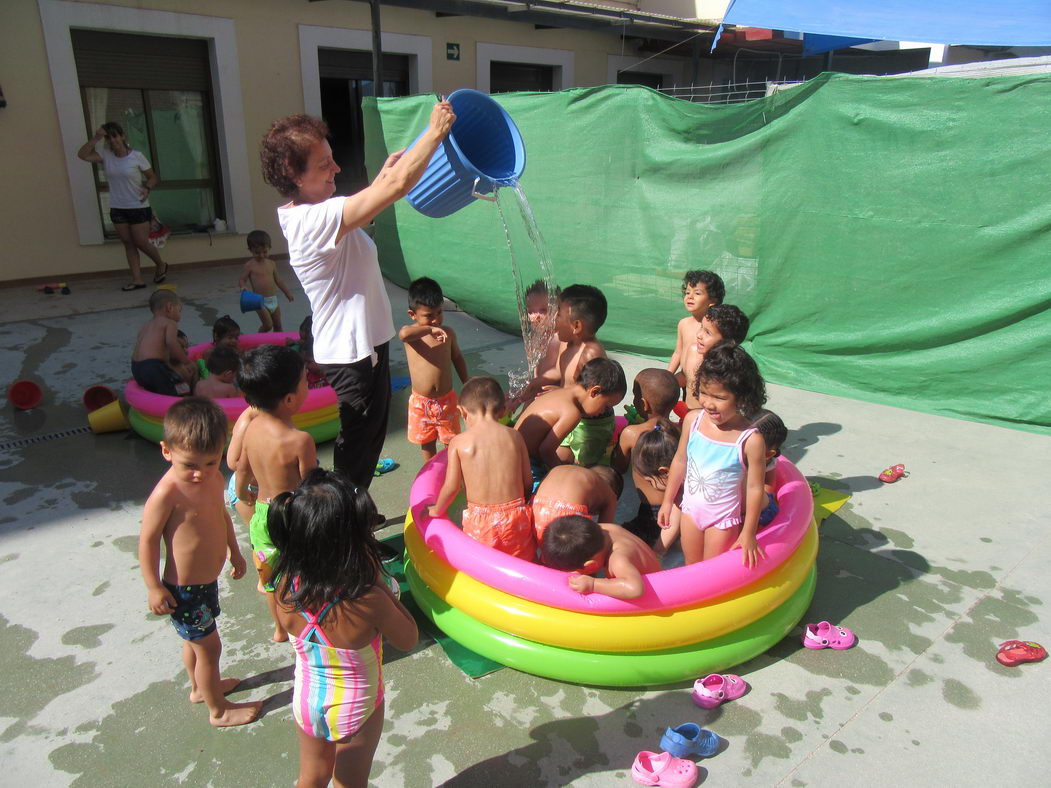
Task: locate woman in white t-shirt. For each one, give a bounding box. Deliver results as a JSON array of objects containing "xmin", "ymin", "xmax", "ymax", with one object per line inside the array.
[
  {"xmin": 259, "ymin": 102, "xmax": 454, "ymax": 492},
  {"xmin": 78, "ymin": 122, "xmax": 168, "ymax": 291}
]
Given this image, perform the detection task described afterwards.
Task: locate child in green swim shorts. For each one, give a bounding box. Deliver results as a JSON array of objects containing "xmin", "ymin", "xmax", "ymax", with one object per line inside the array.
[{"xmin": 236, "ymin": 345, "xmax": 316, "ymax": 642}]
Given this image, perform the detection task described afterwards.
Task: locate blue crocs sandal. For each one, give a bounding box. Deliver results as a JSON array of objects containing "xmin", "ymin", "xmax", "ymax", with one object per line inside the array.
[
  {"xmin": 374, "ymin": 458, "xmax": 398, "ymax": 476},
  {"xmin": 659, "ymin": 723, "xmax": 719, "ymax": 759}
]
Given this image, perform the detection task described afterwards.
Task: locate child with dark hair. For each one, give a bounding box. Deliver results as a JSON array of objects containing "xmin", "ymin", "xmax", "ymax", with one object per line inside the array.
[
  {"xmin": 612, "ymin": 368, "xmax": 680, "ymax": 474},
  {"xmin": 751, "ymin": 408, "xmax": 788, "ymax": 527},
  {"xmin": 268, "ymin": 468, "xmax": 417, "ymax": 788},
  {"xmin": 138, "ymin": 397, "xmax": 260, "ymax": 727},
  {"xmin": 399, "ymin": 277, "xmax": 469, "ymax": 462},
  {"xmin": 212, "ymin": 315, "xmax": 241, "ymax": 349},
  {"xmin": 239, "ymin": 229, "xmax": 294, "ymax": 332},
  {"xmin": 236, "ymin": 345, "xmax": 316, "ymax": 642},
  {"xmin": 684, "ymin": 303, "xmax": 751, "ymax": 410},
  {"xmin": 194, "ymin": 345, "xmax": 241, "ymax": 399},
  {"xmin": 429, "ymin": 376, "xmax": 535, "ymax": 560},
  {"xmin": 524, "ymin": 278, "xmax": 559, "ymax": 330},
  {"xmin": 661, "ymin": 341, "xmax": 768, "ymax": 566},
  {"xmin": 295, "ymin": 314, "xmax": 328, "ymax": 388},
  {"xmin": 625, "ymin": 419, "xmax": 682, "ymax": 554},
  {"xmin": 511, "ymin": 283, "xmax": 608, "ymax": 411},
  {"xmin": 516, "ymin": 357, "xmax": 627, "ymax": 473},
  {"xmin": 539, "ymin": 515, "xmax": 661, "ymax": 600},
  {"xmin": 669, "ymin": 270, "xmax": 724, "ymax": 392},
  {"xmin": 172, "ymin": 329, "xmax": 199, "ymax": 394},
  {"xmin": 132, "ymin": 289, "xmax": 190, "ymax": 396}
]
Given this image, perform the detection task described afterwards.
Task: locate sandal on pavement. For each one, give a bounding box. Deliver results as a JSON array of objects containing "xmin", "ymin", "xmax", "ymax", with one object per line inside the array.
[
  {"xmin": 692, "ymin": 673, "xmax": 748, "ymax": 709},
  {"xmin": 660, "ymin": 723, "xmax": 719, "ymax": 759},
  {"xmin": 122, "ymin": 282, "xmax": 146, "ymax": 291},
  {"xmin": 803, "ymin": 621, "xmax": 856, "ymax": 650},
  {"xmin": 153, "ymin": 263, "xmax": 168, "ymax": 284},
  {"xmin": 631, "ymin": 751, "xmax": 698, "ymax": 787},
  {"xmin": 996, "ymin": 639, "xmax": 1047, "ymax": 667},
  {"xmin": 878, "ymin": 463, "xmax": 907, "ymax": 483}
]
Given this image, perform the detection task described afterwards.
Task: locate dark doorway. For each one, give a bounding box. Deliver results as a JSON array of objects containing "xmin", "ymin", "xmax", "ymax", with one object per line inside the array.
[
  {"xmin": 318, "ymin": 48, "xmax": 409, "ymax": 194},
  {"xmin": 490, "ymin": 61, "xmax": 554, "ymax": 93},
  {"xmin": 617, "ymin": 70, "xmax": 664, "ymax": 89}
]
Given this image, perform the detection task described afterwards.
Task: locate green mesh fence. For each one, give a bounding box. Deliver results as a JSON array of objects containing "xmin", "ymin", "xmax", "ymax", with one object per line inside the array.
[{"xmin": 363, "ymin": 74, "xmax": 1051, "ymax": 434}]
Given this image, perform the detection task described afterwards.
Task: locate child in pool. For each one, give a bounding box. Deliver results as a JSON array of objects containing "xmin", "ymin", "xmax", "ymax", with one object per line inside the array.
[
  {"xmin": 292, "ymin": 315, "xmax": 328, "ymax": 388},
  {"xmin": 540, "ymin": 514, "xmax": 662, "ymax": 600},
  {"xmin": 236, "ymin": 345, "xmax": 317, "ymax": 642},
  {"xmin": 668, "ymin": 270, "xmax": 724, "ymax": 393},
  {"xmin": 131, "ymin": 289, "xmax": 190, "ymax": 396},
  {"xmin": 531, "ymin": 464, "xmax": 622, "ymax": 543},
  {"xmin": 194, "ymin": 345, "xmax": 240, "ymax": 399},
  {"xmin": 268, "ymin": 468, "xmax": 417, "ymax": 788},
  {"xmin": 684, "ymin": 304, "xmax": 750, "ymax": 410},
  {"xmin": 611, "ymin": 368, "xmax": 680, "ymax": 474},
  {"xmin": 524, "ymin": 278, "xmax": 559, "ymax": 331},
  {"xmin": 198, "ymin": 315, "xmax": 242, "ymax": 379},
  {"xmin": 751, "ymin": 408, "xmax": 788, "ymax": 527},
  {"xmin": 428, "ymin": 376, "xmax": 535, "ymax": 560},
  {"xmin": 138, "ymin": 397, "xmax": 260, "ymax": 727},
  {"xmin": 515, "ymin": 357, "xmax": 626, "ymax": 475},
  {"xmin": 238, "ymin": 229, "xmax": 294, "ymax": 332},
  {"xmin": 626, "ymin": 419, "xmax": 682, "ymax": 556},
  {"xmin": 659, "ymin": 342, "xmax": 768, "ymax": 567},
  {"xmin": 399, "ymin": 277, "xmax": 469, "ymax": 462},
  {"xmin": 173, "ymin": 330, "xmax": 199, "ymax": 392}
]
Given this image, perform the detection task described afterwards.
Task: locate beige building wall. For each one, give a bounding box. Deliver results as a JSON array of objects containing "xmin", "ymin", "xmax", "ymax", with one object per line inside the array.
[{"xmin": 2, "ymin": 0, "xmax": 687, "ymax": 283}]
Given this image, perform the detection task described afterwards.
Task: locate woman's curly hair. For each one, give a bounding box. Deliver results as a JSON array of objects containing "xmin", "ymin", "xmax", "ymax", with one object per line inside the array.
[{"xmin": 259, "ymin": 115, "xmax": 330, "ymax": 199}]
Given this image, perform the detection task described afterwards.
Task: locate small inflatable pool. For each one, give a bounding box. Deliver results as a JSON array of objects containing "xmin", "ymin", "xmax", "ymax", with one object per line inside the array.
[
  {"xmin": 124, "ymin": 332, "xmax": 340, "ymax": 443},
  {"xmin": 404, "ymin": 453, "xmax": 816, "ymax": 686}
]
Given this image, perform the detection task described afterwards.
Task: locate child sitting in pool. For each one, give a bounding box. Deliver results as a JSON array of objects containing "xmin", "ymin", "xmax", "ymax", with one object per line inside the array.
[
  {"xmin": 515, "ymin": 357, "xmax": 626, "ymax": 480},
  {"xmin": 198, "ymin": 316, "xmax": 242, "ymax": 379},
  {"xmin": 626, "ymin": 419, "xmax": 681, "ymax": 556},
  {"xmin": 194, "ymin": 345, "xmax": 241, "ymax": 399},
  {"xmin": 659, "ymin": 342, "xmax": 767, "ymax": 567},
  {"xmin": 540, "ymin": 515, "xmax": 661, "ymax": 600},
  {"xmin": 611, "ymin": 368, "xmax": 680, "ymax": 474},
  {"xmin": 238, "ymin": 229, "xmax": 294, "ymax": 332},
  {"xmin": 173, "ymin": 330, "xmax": 198, "ymax": 393},
  {"xmin": 751, "ymin": 408, "xmax": 788, "ymax": 527},
  {"xmin": 236, "ymin": 345, "xmax": 317, "ymax": 642},
  {"xmin": 131, "ymin": 289, "xmax": 190, "ymax": 396},
  {"xmin": 531, "ymin": 464, "xmax": 622, "ymax": 543},
  {"xmin": 399, "ymin": 277, "xmax": 469, "ymax": 462},
  {"xmin": 684, "ymin": 304, "xmax": 750, "ymax": 410},
  {"xmin": 668, "ymin": 270, "xmax": 724, "ymax": 393},
  {"xmin": 291, "ymin": 315, "xmax": 328, "ymax": 389},
  {"xmin": 428, "ymin": 376, "xmax": 534, "ymax": 561}
]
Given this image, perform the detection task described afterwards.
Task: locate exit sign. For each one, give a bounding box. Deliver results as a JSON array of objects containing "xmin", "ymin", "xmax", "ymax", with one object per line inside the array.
[{"xmin": 447, "ymin": 43, "xmax": 460, "ymax": 61}]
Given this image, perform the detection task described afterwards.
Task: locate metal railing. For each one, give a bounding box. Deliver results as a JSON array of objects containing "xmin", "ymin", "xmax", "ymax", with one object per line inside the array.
[{"xmin": 662, "ymin": 81, "xmax": 770, "ymax": 104}]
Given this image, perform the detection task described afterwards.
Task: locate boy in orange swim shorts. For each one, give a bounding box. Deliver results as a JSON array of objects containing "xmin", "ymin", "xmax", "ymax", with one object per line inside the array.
[
  {"xmin": 399, "ymin": 277, "xmax": 469, "ymax": 462},
  {"xmin": 428, "ymin": 377, "xmax": 536, "ymax": 561}
]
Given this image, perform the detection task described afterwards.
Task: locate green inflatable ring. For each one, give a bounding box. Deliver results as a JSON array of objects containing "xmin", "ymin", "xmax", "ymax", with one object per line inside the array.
[
  {"xmin": 405, "ymin": 560, "xmax": 816, "ymax": 686},
  {"xmin": 129, "ymin": 405, "xmax": 339, "ymax": 445}
]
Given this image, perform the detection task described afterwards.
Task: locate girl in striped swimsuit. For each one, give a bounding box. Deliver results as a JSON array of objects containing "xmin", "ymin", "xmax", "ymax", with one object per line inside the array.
[{"xmin": 268, "ymin": 468, "xmax": 417, "ymax": 788}]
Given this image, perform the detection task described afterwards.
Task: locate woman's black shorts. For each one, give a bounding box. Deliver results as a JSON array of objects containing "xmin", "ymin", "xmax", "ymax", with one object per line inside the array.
[{"xmin": 109, "ymin": 207, "xmax": 152, "ymax": 225}]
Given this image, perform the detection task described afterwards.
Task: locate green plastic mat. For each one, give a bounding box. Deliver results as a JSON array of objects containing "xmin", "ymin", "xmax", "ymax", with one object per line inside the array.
[
  {"xmin": 364, "ymin": 75, "xmax": 1051, "ymax": 435},
  {"xmin": 381, "ymin": 532, "xmax": 503, "ymax": 679}
]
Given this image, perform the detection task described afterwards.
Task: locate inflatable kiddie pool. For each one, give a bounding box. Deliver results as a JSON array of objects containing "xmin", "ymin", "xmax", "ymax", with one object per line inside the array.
[
  {"xmin": 124, "ymin": 332, "xmax": 339, "ymax": 444},
  {"xmin": 404, "ymin": 454, "xmax": 816, "ymax": 686}
]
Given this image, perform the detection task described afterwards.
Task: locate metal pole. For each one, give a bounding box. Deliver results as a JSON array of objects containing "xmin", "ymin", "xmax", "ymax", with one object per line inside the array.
[{"xmin": 370, "ymin": 0, "xmax": 383, "ymax": 95}]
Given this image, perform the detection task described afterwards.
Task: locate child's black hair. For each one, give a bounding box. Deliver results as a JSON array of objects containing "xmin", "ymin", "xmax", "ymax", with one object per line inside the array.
[
  {"xmin": 205, "ymin": 344, "xmax": 241, "ymax": 376},
  {"xmin": 578, "ymin": 357, "xmax": 627, "ymax": 396},
  {"xmin": 525, "ymin": 278, "xmax": 560, "ymax": 300},
  {"xmin": 634, "ymin": 368, "xmax": 680, "ymax": 418},
  {"xmin": 589, "ymin": 464, "xmax": 624, "ymax": 498},
  {"xmin": 632, "ymin": 418, "xmax": 680, "ymax": 479},
  {"xmin": 163, "ymin": 396, "xmax": 228, "ymax": 454},
  {"xmin": 247, "ymin": 229, "xmax": 271, "ymax": 250},
  {"xmin": 540, "ymin": 515, "xmax": 605, "ymax": 572},
  {"xmin": 694, "ymin": 341, "xmax": 767, "ymax": 418},
  {"xmin": 407, "ymin": 277, "xmax": 444, "ymax": 311},
  {"xmin": 751, "ymin": 409, "xmax": 787, "ymax": 456},
  {"xmin": 212, "ymin": 315, "xmax": 241, "ymax": 344},
  {"xmin": 268, "ymin": 468, "xmax": 386, "ymax": 614},
  {"xmin": 682, "ymin": 270, "xmax": 725, "ymax": 304},
  {"xmin": 237, "ymin": 344, "xmax": 305, "ymax": 411},
  {"xmin": 704, "ymin": 304, "xmax": 749, "ymax": 344},
  {"xmin": 559, "ymin": 284, "xmax": 607, "ymax": 334},
  {"xmin": 298, "ymin": 314, "xmax": 313, "ymax": 344},
  {"xmin": 459, "ymin": 376, "xmax": 504, "ymax": 415}
]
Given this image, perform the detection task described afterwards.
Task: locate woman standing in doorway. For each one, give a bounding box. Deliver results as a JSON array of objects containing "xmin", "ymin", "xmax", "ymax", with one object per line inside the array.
[
  {"xmin": 259, "ymin": 101, "xmax": 454, "ymax": 493},
  {"xmin": 78, "ymin": 122, "xmax": 168, "ymax": 290}
]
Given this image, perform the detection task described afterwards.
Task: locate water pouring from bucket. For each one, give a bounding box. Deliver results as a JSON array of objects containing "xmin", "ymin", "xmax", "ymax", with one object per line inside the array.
[{"xmin": 406, "ymin": 90, "xmax": 526, "ymax": 219}]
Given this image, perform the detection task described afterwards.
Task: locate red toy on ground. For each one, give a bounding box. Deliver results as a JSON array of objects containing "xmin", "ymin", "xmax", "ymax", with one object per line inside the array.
[{"xmin": 996, "ymin": 640, "xmax": 1047, "ymax": 667}]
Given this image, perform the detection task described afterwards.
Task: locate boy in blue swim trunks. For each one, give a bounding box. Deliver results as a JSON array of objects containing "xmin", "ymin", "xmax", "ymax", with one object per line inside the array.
[{"xmin": 139, "ymin": 397, "xmax": 260, "ymax": 727}]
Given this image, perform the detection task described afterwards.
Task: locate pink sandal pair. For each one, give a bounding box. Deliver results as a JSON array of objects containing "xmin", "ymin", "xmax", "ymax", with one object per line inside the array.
[{"xmin": 632, "ymin": 750, "xmax": 698, "ymax": 787}]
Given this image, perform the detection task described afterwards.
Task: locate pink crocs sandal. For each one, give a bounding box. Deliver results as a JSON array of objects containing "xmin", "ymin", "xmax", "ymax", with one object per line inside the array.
[
  {"xmin": 632, "ymin": 750, "xmax": 699, "ymax": 787},
  {"xmin": 691, "ymin": 673, "xmax": 749, "ymax": 709},
  {"xmin": 803, "ymin": 621, "xmax": 856, "ymax": 650}
]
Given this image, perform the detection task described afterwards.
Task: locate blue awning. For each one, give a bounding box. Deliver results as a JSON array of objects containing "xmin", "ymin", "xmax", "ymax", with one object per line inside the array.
[
  {"xmin": 719, "ymin": 0, "xmax": 1051, "ymax": 47},
  {"xmin": 803, "ymin": 34, "xmax": 878, "ymax": 57}
]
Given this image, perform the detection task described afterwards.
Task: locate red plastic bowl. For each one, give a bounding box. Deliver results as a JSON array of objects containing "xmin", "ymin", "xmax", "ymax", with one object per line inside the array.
[{"xmin": 8, "ymin": 379, "xmax": 43, "ymax": 410}]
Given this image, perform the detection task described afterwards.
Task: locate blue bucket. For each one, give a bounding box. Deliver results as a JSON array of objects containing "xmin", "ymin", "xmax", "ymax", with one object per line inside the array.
[
  {"xmin": 240, "ymin": 289, "xmax": 265, "ymax": 313},
  {"xmin": 406, "ymin": 89, "xmax": 526, "ymax": 219}
]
